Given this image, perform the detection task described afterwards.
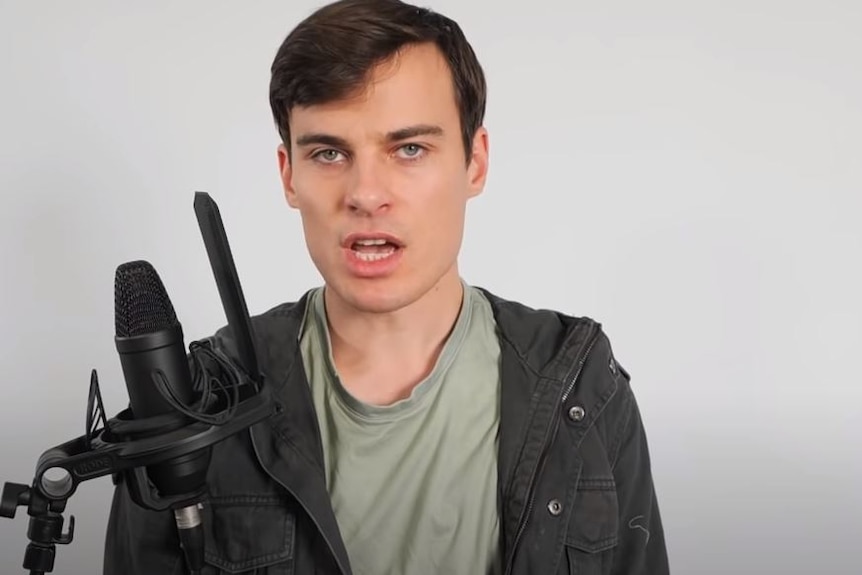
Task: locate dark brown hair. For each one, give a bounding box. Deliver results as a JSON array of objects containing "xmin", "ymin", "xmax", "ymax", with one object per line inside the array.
[{"xmin": 269, "ymin": 0, "xmax": 487, "ymax": 163}]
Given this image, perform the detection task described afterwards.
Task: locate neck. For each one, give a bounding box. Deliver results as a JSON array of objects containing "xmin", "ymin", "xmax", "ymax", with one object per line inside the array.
[{"xmin": 322, "ymin": 271, "xmax": 465, "ymax": 402}]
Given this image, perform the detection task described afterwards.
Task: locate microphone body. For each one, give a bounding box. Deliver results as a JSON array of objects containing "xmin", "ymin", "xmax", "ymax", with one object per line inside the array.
[
  {"xmin": 114, "ymin": 261, "xmax": 209, "ymax": 574},
  {"xmin": 115, "ymin": 323, "xmax": 210, "ymax": 494}
]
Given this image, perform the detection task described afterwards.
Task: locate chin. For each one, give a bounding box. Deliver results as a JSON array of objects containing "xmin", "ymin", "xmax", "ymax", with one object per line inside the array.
[
  {"xmin": 345, "ymin": 283, "xmax": 413, "ymax": 314},
  {"xmin": 324, "ymin": 276, "xmax": 419, "ymax": 315},
  {"xmin": 319, "ymin": 256, "xmax": 460, "ymax": 315}
]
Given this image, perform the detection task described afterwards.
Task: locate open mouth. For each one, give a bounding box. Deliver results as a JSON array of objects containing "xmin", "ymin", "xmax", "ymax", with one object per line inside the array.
[{"xmin": 350, "ymin": 238, "xmax": 400, "ymax": 262}]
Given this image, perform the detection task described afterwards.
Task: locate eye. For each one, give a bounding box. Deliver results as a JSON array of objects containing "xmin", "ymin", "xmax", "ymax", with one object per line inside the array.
[
  {"xmin": 395, "ymin": 143, "xmax": 426, "ymax": 160},
  {"xmin": 312, "ymin": 149, "xmax": 346, "ymax": 163}
]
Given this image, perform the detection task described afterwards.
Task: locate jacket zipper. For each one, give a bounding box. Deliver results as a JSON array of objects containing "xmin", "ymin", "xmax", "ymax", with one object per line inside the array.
[
  {"xmin": 561, "ymin": 330, "xmax": 598, "ymax": 404},
  {"xmin": 503, "ymin": 325, "xmax": 599, "ymax": 575},
  {"xmin": 249, "ymin": 428, "xmax": 352, "ymax": 575}
]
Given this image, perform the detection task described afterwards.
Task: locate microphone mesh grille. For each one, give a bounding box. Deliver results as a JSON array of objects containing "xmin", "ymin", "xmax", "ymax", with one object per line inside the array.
[{"xmin": 114, "ymin": 261, "xmax": 179, "ymax": 337}]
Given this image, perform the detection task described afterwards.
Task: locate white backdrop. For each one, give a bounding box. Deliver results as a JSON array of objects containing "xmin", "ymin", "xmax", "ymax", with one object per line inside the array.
[{"xmin": 1, "ymin": 1, "xmax": 860, "ymax": 573}]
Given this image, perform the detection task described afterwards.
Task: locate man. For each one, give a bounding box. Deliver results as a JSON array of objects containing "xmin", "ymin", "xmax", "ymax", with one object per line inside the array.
[{"xmin": 104, "ymin": 1, "xmax": 669, "ymax": 574}]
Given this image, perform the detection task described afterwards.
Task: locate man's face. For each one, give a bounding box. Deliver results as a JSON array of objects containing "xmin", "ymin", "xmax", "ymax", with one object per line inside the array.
[{"xmin": 278, "ymin": 42, "xmax": 489, "ymax": 314}]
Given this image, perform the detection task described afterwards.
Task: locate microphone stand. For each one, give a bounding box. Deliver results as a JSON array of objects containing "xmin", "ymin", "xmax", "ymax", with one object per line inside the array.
[
  {"xmin": 1, "ymin": 366, "xmax": 273, "ymax": 574},
  {"xmin": 0, "ymin": 483, "xmax": 74, "ymax": 575}
]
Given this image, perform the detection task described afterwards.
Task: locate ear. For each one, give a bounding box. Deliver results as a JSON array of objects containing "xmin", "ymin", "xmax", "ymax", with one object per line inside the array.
[
  {"xmin": 277, "ymin": 144, "xmax": 299, "ymax": 208},
  {"xmin": 466, "ymin": 127, "xmax": 489, "ymax": 198}
]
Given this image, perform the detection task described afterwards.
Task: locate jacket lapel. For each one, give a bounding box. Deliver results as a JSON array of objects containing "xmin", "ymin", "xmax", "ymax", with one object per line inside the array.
[{"xmin": 245, "ymin": 293, "xmax": 354, "ymax": 575}]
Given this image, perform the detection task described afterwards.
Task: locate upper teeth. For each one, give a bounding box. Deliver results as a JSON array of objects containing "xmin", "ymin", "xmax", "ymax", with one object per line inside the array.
[{"xmin": 355, "ymin": 239, "xmax": 388, "ymax": 246}]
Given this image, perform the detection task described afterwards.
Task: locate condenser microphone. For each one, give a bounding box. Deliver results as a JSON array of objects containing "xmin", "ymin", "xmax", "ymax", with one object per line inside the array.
[{"xmin": 114, "ymin": 260, "xmax": 208, "ymax": 575}]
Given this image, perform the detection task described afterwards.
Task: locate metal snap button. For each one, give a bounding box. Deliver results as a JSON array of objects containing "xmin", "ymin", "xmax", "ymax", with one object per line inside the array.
[
  {"xmin": 547, "ymin": 499, "xmax": 563, "ymax": 516},
  {"xmin": 568, "ymin": 405, "xmax": 585, "ymax": 422}
]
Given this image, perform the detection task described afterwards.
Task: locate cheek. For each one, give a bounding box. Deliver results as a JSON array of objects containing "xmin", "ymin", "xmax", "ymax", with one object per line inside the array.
[
  {"xmin": 290, "ymin": 184, "xmax": 329, "ymax": 239},
  {"xmin": 411, "ymin": 161, "xmax": 469, "ymax": 203},
  {"xmin": 413, "ymin": 175, "xmax": 470, "ymax": 248},
  {"xmin": 292, "ymin": 171, "xmax": 339, "ymax": 214}
]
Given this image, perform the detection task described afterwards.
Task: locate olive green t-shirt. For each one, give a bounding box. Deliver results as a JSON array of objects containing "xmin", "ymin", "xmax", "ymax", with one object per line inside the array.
[{"xmin": 299, "ymin": 283, "xmax": 502, "ymax": 575}]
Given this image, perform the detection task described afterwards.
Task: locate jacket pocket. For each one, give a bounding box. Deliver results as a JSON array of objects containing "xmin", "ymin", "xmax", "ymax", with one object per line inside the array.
[
  {"xmin": 564, "ymin": 482, "xmax": 619, "ymax": 575},
  {"xmin": 202, "ymin": 495, "xmax": 295, "ymax": 575}
]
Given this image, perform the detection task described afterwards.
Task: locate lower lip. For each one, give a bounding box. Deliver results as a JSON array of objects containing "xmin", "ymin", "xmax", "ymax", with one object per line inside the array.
[{"xmin": 342, "ymin": 246, "xmax": 403, "ymax": 278}]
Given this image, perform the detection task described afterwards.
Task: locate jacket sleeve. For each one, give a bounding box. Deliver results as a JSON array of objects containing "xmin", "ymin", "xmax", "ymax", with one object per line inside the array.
[
  {"xmin": 609, "ymin": 381, "xmax": 670, "ymax": 574},
  {"xmin": 102, "ymin": 476, "xmax": 183, "ymax": 575}
]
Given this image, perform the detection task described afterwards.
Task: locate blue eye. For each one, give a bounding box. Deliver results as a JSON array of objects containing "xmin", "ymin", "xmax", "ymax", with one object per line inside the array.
[
  {"xmin": 313, "ymin": 149, "xmax": 345, "ymax": 163},
  {"xmin": 397, "ymin": 144, "xmax": 426, "ymax": 160}
]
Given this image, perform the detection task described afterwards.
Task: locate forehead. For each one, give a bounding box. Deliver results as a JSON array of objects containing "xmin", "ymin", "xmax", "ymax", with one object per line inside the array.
[{"xmin": 289, "ymin": 43, "xmax": 460, "ymax": 138}]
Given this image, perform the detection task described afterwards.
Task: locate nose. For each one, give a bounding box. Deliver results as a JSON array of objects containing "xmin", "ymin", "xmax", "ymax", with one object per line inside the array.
[{"xmin": 345, "ymin": 156, "xmax": 391, "ymax": 216}]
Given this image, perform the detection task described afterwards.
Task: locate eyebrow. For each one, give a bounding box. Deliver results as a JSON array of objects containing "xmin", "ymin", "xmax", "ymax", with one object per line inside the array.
[
  {"xmin": 386, "ymin": 124, "xmax": 444, "ymax": 142},
  {"xmin": 295, "ymin": 133, "xmax": 349, "ymax": 149},
  {"xmin": 294, "ymin": 124, "xmax": 444, "ymax": 148}
]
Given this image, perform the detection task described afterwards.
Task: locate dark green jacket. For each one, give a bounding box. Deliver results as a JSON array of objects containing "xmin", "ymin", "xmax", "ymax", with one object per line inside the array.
[{"xmin": 103, "ymin": 288, "xmax": 669, "ymax": 575}]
